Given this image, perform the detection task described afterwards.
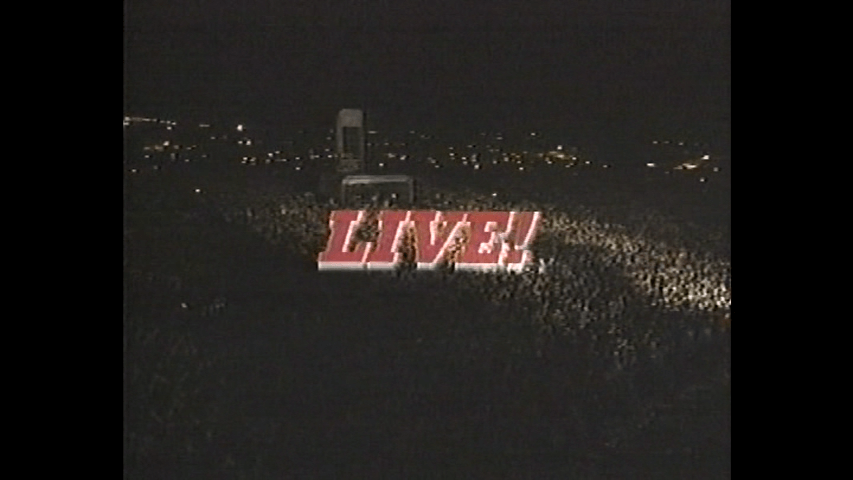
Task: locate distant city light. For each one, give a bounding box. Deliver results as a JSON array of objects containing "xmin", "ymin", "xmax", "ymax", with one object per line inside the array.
[
  {"xmin": 557, "ymin": 145, "xmax": 563, "ymax": 151},
  {"xmin": 713, "ymin": 167, "xmax": 720, "ymax": 172},
  {"xmin": 699, "ymin": 177, "xmax": 706, "ymax": 182},
  {"xmin": 646, "ymin": 163, "xmax": 656, "ymax": 167},
  {"xmin": 702, "ymin": 154, "xmax": 710, "ymax": 160},
  {"xmin": 237, "ymin": 124, "xmax": 244, "ymax": 132},
  {"xmin": 195, "ymin": 188, "xmax": 201, "ymax": 193}
]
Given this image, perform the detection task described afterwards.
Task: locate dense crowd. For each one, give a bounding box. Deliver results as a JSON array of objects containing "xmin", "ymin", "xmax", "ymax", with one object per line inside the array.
[
  {"xmin": 126, "ymin": 123, "xmax": 730, "ymax": 476},
  {"xmin": 208, "ymin": 181, "xmax": 730, "ymax": 377}
]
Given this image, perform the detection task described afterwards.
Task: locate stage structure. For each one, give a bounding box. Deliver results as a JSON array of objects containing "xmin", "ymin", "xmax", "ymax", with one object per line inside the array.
[
  {"xmin": 336, "ymin": 109, "xmax": 365, "ymax": 174},
  {"xmin": 326, "ymin": 108, "xmax": 416, "ymax": 206},
  {"xmin": 340, "ymin": 174, "xmax": 414, "ymax": 207}
]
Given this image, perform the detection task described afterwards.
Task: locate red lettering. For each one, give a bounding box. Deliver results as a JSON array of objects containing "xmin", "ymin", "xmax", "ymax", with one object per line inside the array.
[
  {"xmin": 365, "ymin": 210, "xmax": 412, "ymax": 270},
  {"xmin": 316, "ymin": 210, "xmax": 542, "ymax": 272},
  {"xmin": 502, "ymin": 211, "xmax": 541, "ymax": 270},
  {"xmin": 410, "ymin": 211, "xmax": 468, "ymax": 269},
  {"xmin": 457, "ymin": 211, "xmax": 513, "ymax": 270},
  {"xmin": 317, "ymin": 210, "xmax": 373, "ymax": 270}
]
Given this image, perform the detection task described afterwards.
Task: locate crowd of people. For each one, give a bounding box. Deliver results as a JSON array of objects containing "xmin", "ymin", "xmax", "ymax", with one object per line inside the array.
[
  {"xmin": 126, "ymin": 123, "xmax": 730, "ymax": 476},
  {"xmin": 207, "ymin": 178, "xmax": 730, "ymax": 379}
]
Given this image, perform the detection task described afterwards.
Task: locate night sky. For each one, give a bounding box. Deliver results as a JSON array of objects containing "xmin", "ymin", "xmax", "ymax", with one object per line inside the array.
[{"xmin": 124, "ymin": 0, "xmax": 729, "ymax": 146}]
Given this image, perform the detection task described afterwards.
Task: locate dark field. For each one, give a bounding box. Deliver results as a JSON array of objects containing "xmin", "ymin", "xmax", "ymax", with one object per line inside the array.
[{"xmin": 124, "ymin": 132, "xmax": 730, "ymax": 478}]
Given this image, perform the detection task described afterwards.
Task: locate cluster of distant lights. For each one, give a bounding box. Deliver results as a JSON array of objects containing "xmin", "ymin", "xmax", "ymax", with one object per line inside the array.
[
  {"xmin": 124, "ymin": 116, "xmax": 226, "ymax": 130},
  {"xmin": 131, "ymin": 123, "xmax": 584, "ymax": 175},
  {"xmin": 142, "ymin": 139, "xmax": 201, "ymax": 153},
  {"xmin": 126, "ymin": 118, "xmax": 326, "ymax": 175},
  {"xmin": 651, "ymin": 140, "xmax": 709, "ymax": 148},
  {"xmin": 127, "ymin": 119, "xmax": 571, "ymax": 172},
  {"xmin": 645, "ymin": 154, "xmax": 713, "ymax": 169},
  {"xmin": 126, "ymin": 117, "xmax": 721, "ymax": 182},
  {"xmin": 124, "ymin": 116, "xmax": 178, "ymax": 130},
  {"xmin": 375, "ymin": 141, "xmax": 585, "ymax": 172}
]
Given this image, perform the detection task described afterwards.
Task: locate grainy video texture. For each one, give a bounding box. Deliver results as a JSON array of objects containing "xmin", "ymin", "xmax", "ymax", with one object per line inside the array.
[{"xmin": 125, "ymin": 1, "xmax": 730, "ymax": 477}]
